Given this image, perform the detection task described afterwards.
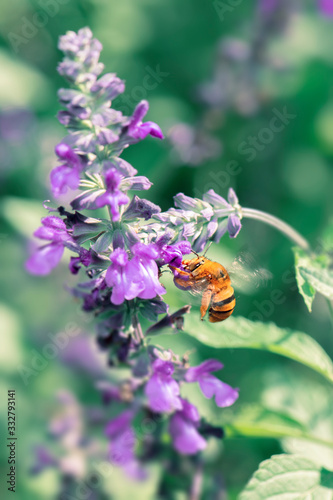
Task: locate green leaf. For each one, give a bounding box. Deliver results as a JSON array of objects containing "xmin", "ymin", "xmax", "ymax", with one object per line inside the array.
[
  {"xmin": 181, "ymin": 315, "xmax": 333, "ymax": 383},
  {"xmin": 293, "ymin": 247, "xmax": 333, "ymax": 312},
  {"xmin": 240, "ymin": 454, "xmax": 333, "ymax": 500},
  {"xmin": 262, "ymin": 368, "xmax": 333, "ymax": 469},
  {"xmin": 321, "ymin": 219, "xmax": 333, "ymax": 252},
  {"xmin": 293, "ymin": 247, "xmax": 316, "ymax": 312},
  {"xmin": 222, "ymin": 404, "xmax": 307, "ymax": 440},
  {"xmin": 300, "ymin": 267, "xmax": 333, "ymax": 301}
]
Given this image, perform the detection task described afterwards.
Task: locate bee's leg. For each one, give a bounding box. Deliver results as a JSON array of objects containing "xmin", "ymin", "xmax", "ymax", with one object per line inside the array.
[
  {"xmin": 169, "ymin": 265, "xmax": 193, "ymax": 290},
  {"xmin": 200, "ymin": 289, "xmax": 212, "ymax": 320},
  {"xmin": 169, "ymin": 266, "xmax": 189, "ymax": 278}
]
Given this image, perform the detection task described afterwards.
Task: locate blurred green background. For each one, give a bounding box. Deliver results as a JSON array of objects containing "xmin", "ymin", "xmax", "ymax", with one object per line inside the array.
[{"xmin": 0, "ymin": 0, "xmax": 333, "ymax": 498}]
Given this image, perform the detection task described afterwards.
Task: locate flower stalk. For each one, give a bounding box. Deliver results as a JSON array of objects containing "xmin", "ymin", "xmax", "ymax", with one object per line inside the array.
[
  {"xmin": 240, "ymin": 208, "xmax": 311, "ymax": 251},
  {"xmin": 25, "ymin": 26, "xmax": 311, "ymax": 494}
]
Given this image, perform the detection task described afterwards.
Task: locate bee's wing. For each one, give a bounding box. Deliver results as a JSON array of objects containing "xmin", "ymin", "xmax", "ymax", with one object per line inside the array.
[
  {"xmin": 174, "ymin": 275, "xmax": 209, "ymax": 305},
  {"xmin": 188, "ymin": 276, "xmax": 210, "ymax": 296},
  {"xmin": 228, "ymin": 250, "xmax": 272, "ymax": 294}
]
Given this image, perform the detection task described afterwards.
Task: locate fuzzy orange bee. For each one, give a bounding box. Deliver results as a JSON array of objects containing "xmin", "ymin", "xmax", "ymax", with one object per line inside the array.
[{"xmin": 170, "ymin": 255, "xmax": 235, "ymax": 323}]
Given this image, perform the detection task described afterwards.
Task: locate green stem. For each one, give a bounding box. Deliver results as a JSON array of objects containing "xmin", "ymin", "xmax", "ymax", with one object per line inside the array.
[{"xmin": 241, "ymin": 207, "xmax": 311, "ymax": 251}]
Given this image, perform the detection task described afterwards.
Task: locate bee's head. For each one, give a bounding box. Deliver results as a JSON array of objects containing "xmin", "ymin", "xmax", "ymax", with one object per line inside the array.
[{"xmin": 183, "ymin": 256, "xmax": 208, "ymax": 272}]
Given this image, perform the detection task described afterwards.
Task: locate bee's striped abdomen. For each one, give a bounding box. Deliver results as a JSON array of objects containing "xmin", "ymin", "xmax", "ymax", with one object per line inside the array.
[{"xmin": 208, "ymin": 289, "xmax": 235, "ymax": 323}]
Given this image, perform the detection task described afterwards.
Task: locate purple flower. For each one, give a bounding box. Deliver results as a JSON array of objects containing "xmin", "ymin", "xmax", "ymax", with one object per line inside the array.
[
  {"xmin": 105, "ymin": 410, "xmax": 146, "ymax": 479},
  {"xmin": 50, "ymin": 143, "xmax": 83, "ymax": 198},
  {"xmin": 105, "ymin": 248, "xmax": 144, "ymax": 304},
  {"xmin": 127, "ymin": 100, "xmax": 164, "ymax": 140},
  {"xmin": 105, "ymin": 244, "xmax": 165, "ymax": 305},
  {"xmin": 96, "ymin": 168, "xmax": 129, "ymax": 221},
  {"xmin": 185, "ymin": 359, "xmax": 239, "ymax": 408},
  {"xmin": 58, "ymin": 28, "xmax": 104, "ymax": 83},
  {"xmin": 169, "ymin": 399, "xmax": 207, "ymax": 455},
  {"xmin": 203, "ymin": 188, "xmax": 242, "ymax": 239},
  {"xmin": 26, "ymin": 216, "xmax": 72, "ymax": 275},
  {"xmin": 90, "ymin": 73, "xmax": 125, "ymax": 101},
  {"xmin": 145, "ymin": 358, "xmax": 182, "ymax": 413},
  {"xmin": 160, "ymin": 240, "xmax": 192, "ymax": 267},
  {"xmin": 31, "ymin": 446, "xmax": 57, "ymax": 474},
  {"xmin": 57, "ymin": 89, "xmax": 91, "ymax": 120},
  {"xmin": 69, "ymin": 248, "xmax": 92, "ymax": 274},
  {"xmin": 227, "ymin": 214, "xmax": 241, "ymax": 238},
  {"xmin": 123, "ymin": 195, "xmax": 161, "ymax": 221},
  {"xmin": 319, "ymin": 0, "xmax": 333, "ymax": 16},
  {"xmin": 105, "ymin": 410, "xmax": 135, "ymax": 465},
  {"xmin": 130, "ymin": 243, "xmax": 166, "ymax": 299}
]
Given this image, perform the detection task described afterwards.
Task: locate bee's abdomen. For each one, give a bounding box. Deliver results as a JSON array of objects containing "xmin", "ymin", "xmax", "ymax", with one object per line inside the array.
[{"xmin": 209, "ymin": 289, "xmax": 235, "ymax": 323}]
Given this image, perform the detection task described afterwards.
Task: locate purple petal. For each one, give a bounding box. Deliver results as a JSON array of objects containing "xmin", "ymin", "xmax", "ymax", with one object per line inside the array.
[
  {"xmin": 123, "ymin": 196, "xmax": 161, "ymax": 221},
  {"xmin": 105, "ymin": 168, "xmax": 123, "ymax": 191},
  {"xmin": 90, "ymin": 73, "xmax": 125, "ymax": 100},
  {"xmin": 41, "ymin": 216, "xmax": 67, "ymax": 231},
  {"xmin": 145, "ymin": 373, "xmax": 182, "ymax": 413},
  {"xmin": 213, "ymin": 218, "xmax": 228, "ymax": 243},
  {"xmin": 203, "ymin": 189, "xmax": 230, "ymax": 209},
  {"xmin": 135, "ymin": 260, "xmax": 166, "ymax": 299},
  {"xmin": 214, "ymin": 380, "xmax": 239, "ymax": 407},
  {"xmin": 55, "ymin": 143, "xmax": 81, "ymax": 167},
  {"xmin": 130, "ymin": 100, "xmax": 149, "ymax": 127},
  {"xmin": 227, "ymin": 188, "xmax": 239, "ymax": 206},
  {"xmin": 50, "ymin": 164, "xmax": 80, "ymax": 197},
  {"xmin": 105, "ymin": 410, "xmax": 133, "ymax": 438},
  {"xmin": 185, "ymin": 359, "xmax": 224, "ymax": 382},
  {"xmin": 169, "ymin": 413, "xmax": 206, "ymax": 455},
  {"xmin": 146, "ymin": 121, "xmax": 164, "ymax": 139},
  {"xmin": 109, "ymin": 429, "xmax": 135, "ymax": 466},
  {"xmin": 139, "ymin": 121, "xmax": 164, "ymax": 139},
  {"xmin": 110, "ymin": 248, "xmax": 128, "ymax": 267},
  {"xmin": 132, "ymin": 242, "xmax": 160, "ymax": 260},
  {"xmin": 319, "ymin": 0, "xmax": 333, "ymax": 16},
  {"xmin": 180, "ymin": 398, "xmax": 200, "ymax": 423},
  {"xmin": 25, "ymin": 243, "xmax": 64, "ymax": 275},
  {"xmin": 227, "ymin": 214, "xmax": 242, "ymax": 238},
  {"xmin": 123, "ymin": 176, "xmax": 152, "ymax": 191},
  {"xmin": 152, "ymin": 358, "xmax": 174, "ymax": 376},
  {"xmin": 109, "ymin": 158, "xmax": 138, "ymax": 177},
  {"xmin": 97, "ymin": 128, "xmax": 119, "ymax": 145},
  {"xmin": 198, "ymin": 375, "xmax": 239, "ymax": 408},
  {"xmin": 174, "ymin": 193, "xmax": 198, "ymax": 211}
]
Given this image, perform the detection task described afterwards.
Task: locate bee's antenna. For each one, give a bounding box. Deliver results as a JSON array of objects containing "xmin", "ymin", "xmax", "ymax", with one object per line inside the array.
[
  {"xmin": 191, "ymin": 250, "xmax": 199, "ymax": 257},
  {"xmin": 203, "ymin": 242, "xmax": 212, "ymax": 257}
]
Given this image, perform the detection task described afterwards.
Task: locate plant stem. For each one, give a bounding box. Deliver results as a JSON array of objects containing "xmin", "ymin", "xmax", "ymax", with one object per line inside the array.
[
  {"xmin": 132, "ymin": 313, "xmax": 145, "ymax": 344},
  {"xmin": 189, "ymin": 461, "xmax": 203, "ymax": 500},
  {"xmin": 241, "ymin": 207, "xmax": 311, "ymax": 251}
]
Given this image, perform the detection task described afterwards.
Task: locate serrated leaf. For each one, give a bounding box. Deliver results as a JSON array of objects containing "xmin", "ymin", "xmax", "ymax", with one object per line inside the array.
[
  {"xmin": 293, "ymin": 246, "xmax": 333, "ymax": 311},
  {"xmin": 181, "ymin": 315, "xmax": 333, "ymax": 383},
  {"xmin": 222, "ymin": 405, "xmax": 307, "ymax": 440},
  {"xmin": 300, "ymin": 266, "xmax": 333, "ymax": 301},
  {"xmin": 293, "ymin": 247, "xmax": 316, "ymax": 312},
  {"xmin": 240, "ymin": 454, "xmax": 333, "ymax": 500}
]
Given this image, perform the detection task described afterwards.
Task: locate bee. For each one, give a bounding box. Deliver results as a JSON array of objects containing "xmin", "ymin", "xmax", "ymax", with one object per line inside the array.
[{"xmin": 170, "ymin": 254, "xmax": 235, "ymax": 323}]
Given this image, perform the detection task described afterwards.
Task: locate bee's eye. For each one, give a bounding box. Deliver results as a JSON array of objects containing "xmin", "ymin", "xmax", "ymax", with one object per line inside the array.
[
  {"xmin": 193, "ymin": 262, "xmax": 202, "ymax": 270},
  {"xmin": 219, "ymin": 270, "xmax": 225, "ymax": 278}
]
